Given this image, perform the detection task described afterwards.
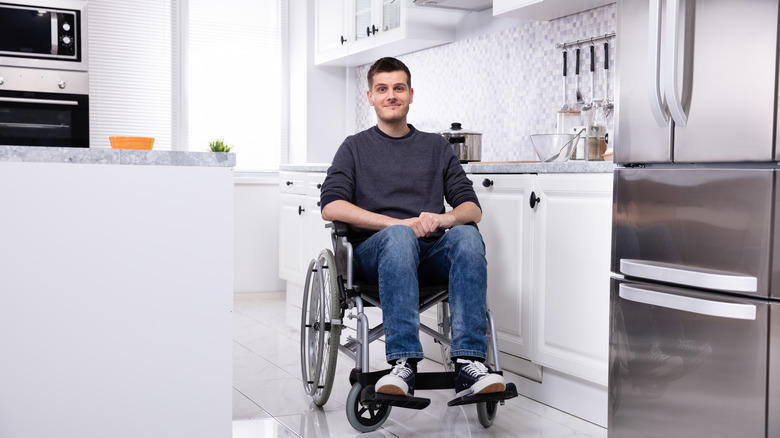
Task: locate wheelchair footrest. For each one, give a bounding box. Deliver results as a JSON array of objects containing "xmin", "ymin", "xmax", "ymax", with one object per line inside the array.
[
  {"xmin": 360, "ymin": 385, "xmax": 431, "ymax": 410},
  {"xmin": 446, "ymin": 382, "xmax": 519, "ymax": 407}
]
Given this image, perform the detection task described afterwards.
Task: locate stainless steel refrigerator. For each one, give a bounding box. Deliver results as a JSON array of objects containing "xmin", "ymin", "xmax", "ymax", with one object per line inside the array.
[{"xmin": 610, "ymin": 0, "xmax": 780, "ymax": 437}]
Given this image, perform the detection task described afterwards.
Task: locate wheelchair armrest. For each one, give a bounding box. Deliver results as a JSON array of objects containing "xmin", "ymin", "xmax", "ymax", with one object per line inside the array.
[{"xmin": 330, "ymin": 220, "xmax": 351, "ymax": 237}]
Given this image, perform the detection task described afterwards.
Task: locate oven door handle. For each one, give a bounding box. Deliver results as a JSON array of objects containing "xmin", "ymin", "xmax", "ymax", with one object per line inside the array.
[
  {"xmin": 0, "ymin": 97, "xmax": 79, "ymax": 106},
  {"xmin": 51, "ymin": 11, "xmax": 59, "ymax": 55},
  {"xmin": 619, "ymin": 284, "xmax": 757, "ymax": 320},
  {"xmin": 620, "ymin": 259, "xmax": 758, "ymax": 293}
]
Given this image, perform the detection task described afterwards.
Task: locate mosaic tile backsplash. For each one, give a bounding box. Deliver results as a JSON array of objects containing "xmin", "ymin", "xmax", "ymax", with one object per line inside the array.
[{"xmin": 354, "ymin": 4, "xmax": 616, "ymax": 162}]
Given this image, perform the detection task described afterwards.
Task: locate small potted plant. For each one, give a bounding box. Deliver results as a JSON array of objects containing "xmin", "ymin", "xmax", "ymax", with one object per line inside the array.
[{"xmin": 208, "ymin": 138, "xmax": 232, "ymax": 152}]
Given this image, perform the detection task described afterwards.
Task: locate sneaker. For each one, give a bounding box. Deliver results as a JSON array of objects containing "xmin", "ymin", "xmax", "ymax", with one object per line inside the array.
[
  {"xmin": 376, "ymin": 359, "xmax": 415, "ymax": 396},
  {"xmin": 454, "ymin": 359, "xmax": 505, "ymax": 397}
]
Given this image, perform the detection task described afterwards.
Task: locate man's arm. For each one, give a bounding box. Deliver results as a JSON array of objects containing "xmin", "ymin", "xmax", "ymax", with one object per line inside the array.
[{"xmin": 322, "ymin": 199, "xmax": 480, "ymax": 238}]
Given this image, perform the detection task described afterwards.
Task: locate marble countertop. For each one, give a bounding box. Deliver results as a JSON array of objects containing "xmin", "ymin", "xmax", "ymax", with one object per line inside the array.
[
  {"xmin": 0, "ymin": 146, "xmax": 236, "ymax": 167},
  {"xmin": 281, "ymin": 160, "xmax": 615, "ymax": 174}
]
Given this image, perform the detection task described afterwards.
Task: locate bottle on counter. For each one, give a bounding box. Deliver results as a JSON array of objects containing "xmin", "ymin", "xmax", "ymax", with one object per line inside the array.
[{"xmin": 585, "ymin": 100, "xmax": 608, "ymax": 161}]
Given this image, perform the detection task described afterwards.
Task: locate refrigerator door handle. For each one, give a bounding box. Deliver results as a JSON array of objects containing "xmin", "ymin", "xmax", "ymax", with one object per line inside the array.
[
  {"xmin": 620, "ymin": 259, "xmax": 758, "ymax": 293},
  {"xmin": 664, "ymin": 0, "xmax": 688, "ymax": 126},
  {"xmin": 619, "ymin": 284, "xmax": 757, "ymax": 320},
  {"xmin": 647, "ymin": 0, "xmax": 670, "ymax": 126}
]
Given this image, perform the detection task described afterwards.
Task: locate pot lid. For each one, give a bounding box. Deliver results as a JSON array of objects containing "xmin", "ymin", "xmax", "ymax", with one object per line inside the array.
[{"xmin": 437, "ymin": 122, "xmax": 481, "ymax": 135}]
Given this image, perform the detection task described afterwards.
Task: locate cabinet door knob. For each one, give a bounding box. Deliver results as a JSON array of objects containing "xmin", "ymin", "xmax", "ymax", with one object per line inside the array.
[
  {"xmin": 286, "ymin": 181, "xmax": 293, "ymax": 186},
  {"xmin": 340, "ymin": 35, "xmax": 346, "ymax": 45},
  {"xmin": 298, "ymin": 205, "xmax": 305, "ymax": 215},
  {"xmin": 482, "ymin": 178, "xmax": 493, "ymax": 188},
  {"xmin": 317, "ymin": 183, "xmax": 322, "ymax": 189},
  {"xmin": 367, "ymin": 25, "xmax": 378, "ymax": 37},
  {"xmin": 529, "ymin": 191, "xmax": 541, "ymax": 208}
]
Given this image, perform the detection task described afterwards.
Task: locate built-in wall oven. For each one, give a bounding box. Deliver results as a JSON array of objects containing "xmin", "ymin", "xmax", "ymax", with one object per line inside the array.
[
  {"xmin": 0, "ymin": 65, "xmax": 88, "ymax": 147},
  {"xmin": 0, "ymin": 1, "xmax": 89, "ymax": 148}
]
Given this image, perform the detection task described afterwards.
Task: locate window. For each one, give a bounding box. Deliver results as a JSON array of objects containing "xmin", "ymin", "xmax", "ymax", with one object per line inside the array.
[
  {"xmin": 89, "ymin": 0, "xmax": 178, "ymax": 150},
  {"xmin": 88, "ymin": 0, "xmax": 288, "ymax": 171},
  {"xmin": 187, "ymin": 0, "xmax": 288, "ymax": 171}
]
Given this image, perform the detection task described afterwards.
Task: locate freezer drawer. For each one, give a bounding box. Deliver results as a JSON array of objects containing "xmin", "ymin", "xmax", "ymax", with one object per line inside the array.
[
  {"xmin": 609, "ymin": 278, "xmax": 770, "ymax": 438},
  {"xmin": 612, "ymin": 167, "xmax": 775, "ymax": 298}
]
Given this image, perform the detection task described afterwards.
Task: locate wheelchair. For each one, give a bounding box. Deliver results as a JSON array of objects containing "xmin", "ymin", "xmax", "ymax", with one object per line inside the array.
[{"xmin": 300, "ymin": 221, "xmax": 518, "ymax": 432}]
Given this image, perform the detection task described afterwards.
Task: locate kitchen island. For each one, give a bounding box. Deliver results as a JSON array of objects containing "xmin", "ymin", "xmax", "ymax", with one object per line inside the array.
[{"xmin": 0, "ymin": 147, "xmax": 234, "ymax": 438}]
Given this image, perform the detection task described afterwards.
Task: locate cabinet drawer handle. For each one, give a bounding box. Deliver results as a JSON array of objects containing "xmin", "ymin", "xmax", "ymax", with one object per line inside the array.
[
  {"xmin": 482, "ymin": 178, "xmax": 493, "ymax": 188},
  {"xmin": 298, "ymin": 205, "xmax": 305, "ymax": 215},
  {"xmin": 286, "ymin": 181, "xmax": 293, "ymax": 186},
  {"xmin": 529, "ymin": 191, "xmax": 541, "ymax": 208}
]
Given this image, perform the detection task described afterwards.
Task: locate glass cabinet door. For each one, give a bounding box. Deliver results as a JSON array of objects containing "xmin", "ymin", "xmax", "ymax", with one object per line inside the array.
[
  {"xmin": 353, "ymin": 0, "xmax": 372, "ymax": 43},
  {"xmin": 382, "ymin": 0, "xmax": 401, "ymax": 32}
]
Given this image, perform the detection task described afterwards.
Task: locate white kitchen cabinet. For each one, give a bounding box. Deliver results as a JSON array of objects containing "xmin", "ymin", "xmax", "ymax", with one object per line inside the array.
[
  {"xmin": 529, "ymin": 173, "xmax": 613, "ymax": 385},
  {"xmin": 470, "ymin": 172, "xmax": 613, "ymax": 386},
  {"xmin": 315, "ymin": 0, "xmax": 349, "ymax": 65},
  {"xmin": 279, "ymin": 172, "xmax": 307, "ymax": 283},
  {"xmin": 470, "ymin": 174, "xmax": 535, "ymax": 360},
  {"xmin": 278, "ymin": 172, "xmax": 330, "ymax": 306},
  {"xmin": 315, "ymin": 0, "xmax": 465, "ymax": 66},
  {"xmin": 493, "ymin": 0, "xmax": 614, "ymax": 21}
]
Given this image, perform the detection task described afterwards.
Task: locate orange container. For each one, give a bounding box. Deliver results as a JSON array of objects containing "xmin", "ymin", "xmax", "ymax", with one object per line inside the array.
[{"xmin": 109, "ymin": 136, "xmax": 155, "ymax": 150}]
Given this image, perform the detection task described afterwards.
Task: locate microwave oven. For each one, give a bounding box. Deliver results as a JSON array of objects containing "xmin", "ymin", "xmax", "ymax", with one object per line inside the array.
[{"xmin": 0, "ymin": 0, "xmax": 87, "ymax": 71}]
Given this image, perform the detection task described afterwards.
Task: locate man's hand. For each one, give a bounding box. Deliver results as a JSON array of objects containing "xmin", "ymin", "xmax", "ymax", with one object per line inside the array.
[{"xmin": 398, "ymin": 212, "xmax": 455, "ymax": 238}]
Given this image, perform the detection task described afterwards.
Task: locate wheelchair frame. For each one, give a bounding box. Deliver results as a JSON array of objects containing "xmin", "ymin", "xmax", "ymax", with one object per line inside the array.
[{"xmin": 300, "ymin": 221, "xmax": 517, "ymax": 432}]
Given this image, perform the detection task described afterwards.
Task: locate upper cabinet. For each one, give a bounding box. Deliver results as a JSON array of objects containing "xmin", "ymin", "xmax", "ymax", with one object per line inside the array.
[
  {"xmin": 493, "ymin": 0, "xmax": 614, "ymax": 20},
  {"xmin": 315, "ymin": 0, "xmax": 466, "ymax": 66}
]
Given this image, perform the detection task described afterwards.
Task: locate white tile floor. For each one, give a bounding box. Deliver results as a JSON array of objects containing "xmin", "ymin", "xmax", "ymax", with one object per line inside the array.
[{"xmin": 232, "ymin": 292, "xmax": 608, "ymax": 438}]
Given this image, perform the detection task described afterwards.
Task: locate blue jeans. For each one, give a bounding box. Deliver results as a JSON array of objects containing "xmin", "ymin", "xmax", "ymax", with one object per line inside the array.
[{"xmin": 353, "ymin": 224, "xmax": 488, "ymax": 363}]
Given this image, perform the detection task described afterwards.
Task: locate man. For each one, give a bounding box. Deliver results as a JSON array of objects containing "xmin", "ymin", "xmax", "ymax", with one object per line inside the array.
[{"xmin": 319, "ymin": 57, "xmax": 505, "ymax": 398}]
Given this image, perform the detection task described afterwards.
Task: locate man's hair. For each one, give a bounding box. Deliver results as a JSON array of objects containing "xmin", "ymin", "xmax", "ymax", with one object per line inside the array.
[{"xmin": 367, "ymin": 57, "xmax": 411, "ymax": 89}]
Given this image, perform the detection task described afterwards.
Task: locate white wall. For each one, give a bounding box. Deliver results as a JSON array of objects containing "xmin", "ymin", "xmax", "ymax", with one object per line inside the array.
[
  {"xmin": 289, "ymin": 0, "xmax": 349, "ymax": 164},
  {"xmin": 234, "ymin": 173, "xmax": 286, "ymax": 293}
]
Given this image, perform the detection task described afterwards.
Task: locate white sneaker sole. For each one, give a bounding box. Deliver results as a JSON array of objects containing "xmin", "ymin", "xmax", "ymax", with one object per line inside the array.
[
  {"xmin": 455, "ymin": 374, "xmax": 505, "ymax": 398},
  {"xmin": 375, "ymin": 375, "xmax": 410, "ymax": 396}
]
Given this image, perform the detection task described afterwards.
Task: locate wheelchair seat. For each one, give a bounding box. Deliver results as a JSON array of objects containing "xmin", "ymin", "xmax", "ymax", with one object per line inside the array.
[{"xmin": 300, "ymin": 220, "xmax": 517, "ymax": 432}]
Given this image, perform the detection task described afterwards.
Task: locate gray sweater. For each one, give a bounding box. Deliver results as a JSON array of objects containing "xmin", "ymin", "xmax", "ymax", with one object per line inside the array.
[{"xmin": 320, "ymin": 125, "xmax": 479, "ymax": 241}]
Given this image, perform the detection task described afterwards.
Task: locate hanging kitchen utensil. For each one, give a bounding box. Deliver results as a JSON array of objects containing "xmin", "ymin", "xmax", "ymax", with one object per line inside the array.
[
  {"xmin": 575, "ymin": 47, "xmax": 584, "ymax": 107},
  {"xmin": 560, "ymin": 50, "xmax": 569, "ymax": 111},
  {"xmin": 582, "ymin": 44, "xmax": 596, "ymax": 111},
  {"xmin": 604, "ymin": 40, "xmax": 614, "ymax": 112}
]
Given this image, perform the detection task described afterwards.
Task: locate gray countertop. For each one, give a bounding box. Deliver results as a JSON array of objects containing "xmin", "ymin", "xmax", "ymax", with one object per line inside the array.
[
  {"xmin": 0, "ymin": 146, "xmax": 236, "ymax": 167},
  {"xmin": 281, "ymin": 160, "xmax": 615, "ymax": 174}
]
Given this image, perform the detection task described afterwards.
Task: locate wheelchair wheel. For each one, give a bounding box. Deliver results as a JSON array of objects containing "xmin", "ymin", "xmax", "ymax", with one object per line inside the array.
[
  {"xmin": 476, "ymin": 400, "xmax": 498, "ymax": 428},
  {"xmin": 300, "ymin": 249, "xmax": 342, "ymax": 406},
  {"xmin": 437, "ymin": 301, "xmax": 454, "ymax": 372},
  {"xmin": 346, "ymin": 382, "xmax": 391, "ymax": 432}
]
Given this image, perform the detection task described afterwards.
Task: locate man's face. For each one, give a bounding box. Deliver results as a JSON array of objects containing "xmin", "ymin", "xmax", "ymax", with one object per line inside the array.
[{"xmin": 367, "ymin": 70, "xmax": 413, "ymax": 125}]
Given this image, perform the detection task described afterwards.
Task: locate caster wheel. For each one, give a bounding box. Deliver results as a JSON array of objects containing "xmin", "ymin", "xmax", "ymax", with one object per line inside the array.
[
  {"xmin": 477, "ymin": 401, "xmax": 497, "ymax": 428},
  {"xmin": 346, "ymin": 383, "xmax": 391, "ymax": 432}
]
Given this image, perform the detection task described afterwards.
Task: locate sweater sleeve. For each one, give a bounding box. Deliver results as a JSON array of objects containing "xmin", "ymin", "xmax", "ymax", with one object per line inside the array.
[
  {"xmin": 442, "ymin": 144, "xmax": 481, "ymax": 211},
  {"xmin": 320, "ymin": 138, "xmax": 356, "ymax": 210}
]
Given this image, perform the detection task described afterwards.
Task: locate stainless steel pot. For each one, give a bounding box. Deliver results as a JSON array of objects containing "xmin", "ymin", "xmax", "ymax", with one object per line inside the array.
[{"xmin": 438, "ymin": 122, "xmax": 482, "ymax": 163}]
